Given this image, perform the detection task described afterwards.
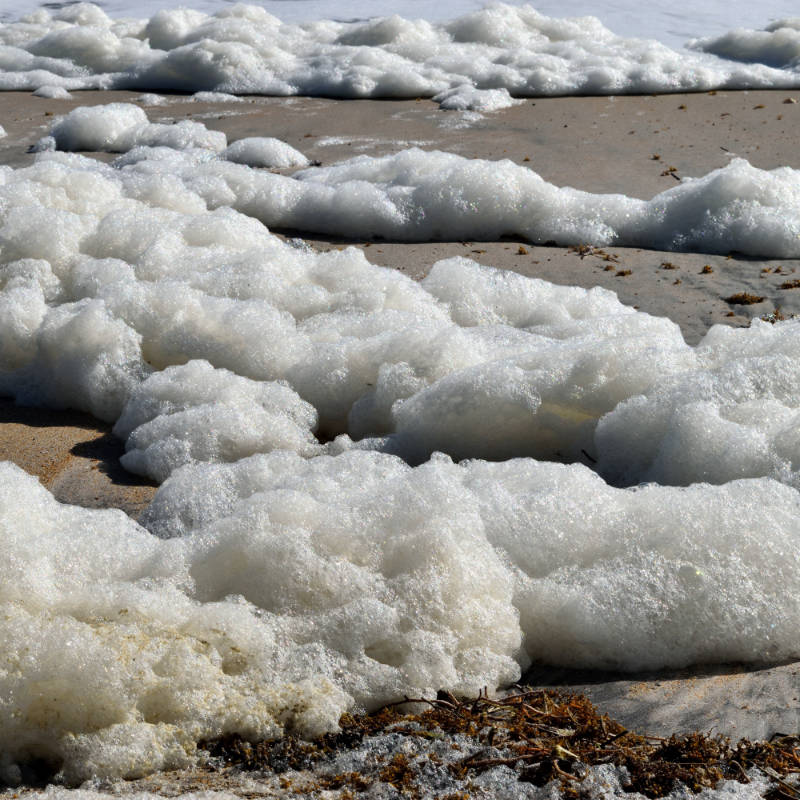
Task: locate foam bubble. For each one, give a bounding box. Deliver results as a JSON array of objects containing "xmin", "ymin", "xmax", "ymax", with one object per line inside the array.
[
  {"xmin": 43, "ymin": 103, "xmax": 226, "ymax": 153},
  {"xmin": 32, "ymin": 84, "xmax": 72, "ymax": 99},
  {"xmin": 114, "ymin": 360, "xmax": 320, "ymax": 481},
  {"xmin": 596, "ymin": 319, "xmax": 800, "ymax": 489},
  {"xmin": 136, "ymin": 93, "xmax": 168, "ymax": 106},
  {"xmin": 692, "ymin": 19, "xmax": 800, "ymax": 68},
  {"xmin": 434, "ymin": 84, "xmax": 522, "ymax": 111},
  {"xmin": 223, "ymin": 137, "xmax": 310, "ymax": 168}
]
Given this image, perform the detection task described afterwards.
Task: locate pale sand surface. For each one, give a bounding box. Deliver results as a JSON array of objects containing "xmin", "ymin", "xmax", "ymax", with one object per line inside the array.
[
  {"xmin": 0, "ymin": 399, "xmax": 156, "ymax": 518},
  {"xmin": 1, "ymin": 89, "xmax": 798, "ymax": 741},
  {"xmin": 523, "ymin": 661, "xmax": 800, "ymax": 740}
]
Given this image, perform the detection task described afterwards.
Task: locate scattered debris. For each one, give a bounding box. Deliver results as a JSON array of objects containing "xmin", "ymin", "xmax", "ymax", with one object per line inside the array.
[
  {"xmin": 780, "ymin": 279, "xmax": 800, "ymax": 290},
  {"xmin": 724, "ymin": 292, "xmax": 765, "ymax": 305},
  {"xmin": 199, "ymin": 689, "xmax": 800, "ymax": 800},
  {"xmin": 759, "ymin": 308, "xmax": 795, "ymax": 324},
  {"xmin": 700, "ymin": 265, "xmax": 714, "ymax": 274},
  {"xmin": 517, "ymin": 245, "xmax": 529, "ymax": 255},
  {"xmin": 568, "ymin": 244, "xmax": 619, "ymax": 262},
  {"xmin": 616, "ymin": 269, "xmax": 632, "ymax": 277}
]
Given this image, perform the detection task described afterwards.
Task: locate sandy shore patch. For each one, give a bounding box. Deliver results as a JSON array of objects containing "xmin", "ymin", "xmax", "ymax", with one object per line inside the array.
[
  {"xmin": 0, "ymin": 399, "xmax": 156, "ymax": 518},
  {"xmin": 0, "ymin": 88, "xmax": 798, "ymax": 753}
]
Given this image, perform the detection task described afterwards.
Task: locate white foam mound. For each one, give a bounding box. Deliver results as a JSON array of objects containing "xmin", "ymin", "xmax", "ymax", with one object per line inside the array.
[
  {"xmin": 597, "ymin": 319, "xmax": 800, "ymax": 489},
  {"xmin": 1, "ymin": 3, "xmax": 800, "ymax": 97},
  {"xmin": 1, "ymin": 144, "xmax": 800, "ymax": 467},
  {"xmin": 2, "ymin": 143, "xmax": 800, "ymax": 783},
  {"xmin": 191, "ymin": 91, "xmax": 244, "ymax": 103},
  {"xmin": 42, "ymin": 103, "xmax": 226, "ymax": 153},
  {"xmin": 4, "ymin": 448, "xmax": 800, "ymax": 782},
  {"xmin": 114, "ymin": 360, "xmax": 321, "ymax": 481},
  {"xmin": 0, "ymin": 462, "xmax": 351, "ymax": 785},
  {"xmin": 32, "ymin": 85, "xmax": 72, "ymax": 99},
  {"xmin": 116, "ymin": 140, "xmax": 800, "ymax": 258},
  {"xmin": 223, "ymin": 137, "xmax": 310, "ymax": 168},
  {"xmin": 691, "ymin": 19, "xmax": 800, "ymax": 68},
  {"xmin": 433, "ymin": 84, "xmax": 522, "ymax": 111},
  {"xmin": 136, "ymin": 93, "xmax": 168, "ymax": 106}
]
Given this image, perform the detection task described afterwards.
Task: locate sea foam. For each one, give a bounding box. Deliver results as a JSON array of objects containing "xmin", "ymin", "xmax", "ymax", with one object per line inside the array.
[
  {"xmin": 2, "ymin": 3, "xmax": 800, "ymax": 97},
  {"xmin": 2, "ymin": 113, "xmax": 800, "ymax": 784},
  {"xmin": 41, "ymin": 106, "xmax": 800, "ymax": 258}
]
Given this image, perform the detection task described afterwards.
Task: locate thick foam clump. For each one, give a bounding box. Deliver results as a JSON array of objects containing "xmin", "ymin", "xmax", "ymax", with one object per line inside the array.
[
  {"xmin": 223, "ymin": 137, "xmax": 310, "ymax": 168},
  {"xmin": 0, "ymin": 462, "xmax": 351, "ymax": 785},
  {"xmin": 4, "ymin": 447, "xmax": 800, "ymax": 782},
  {"xmin": 2, "ymin": 143, "xmax": 800, "ymax": 782},
  {"xmin": 1, "ymin": 3, "xmax": 800, "ymax": 97},
  {"xmin": 691, "ymin": 19, "xmax": 800, "ymax": 68},
  {"xmin": 105, "ymin": 139, "xmax": 800, "ymax": 258},
  {"xmin": 32, "ymin": 85, "xmax": 72, "ymax": 99},
  {"xmin": 1, "ymin": 143, "xmax": 799, "ymax": 467},
  {"xmin": 433, "ymin": 84, "xmax": 522, "ymax": 111},
  {"xmin": 596, "ymin": 319, "xmax": 800, "ymax": 489},
  {"xmin": 42, "ymin": 103, "xmax": 226, "ymax": 153},
  {"xmin": 114, "ymin": 360, "xmax": 321, "ymax": 481}
]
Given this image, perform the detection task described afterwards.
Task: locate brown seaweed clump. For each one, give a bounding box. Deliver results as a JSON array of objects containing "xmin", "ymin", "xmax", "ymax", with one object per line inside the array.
[
  {"xmin": 724, "ymin": 292, "xmax": 765, "ymax": 305},
  {"xmin": 202, "ymin": 689, "xmax": 800, "ymax": 799}
]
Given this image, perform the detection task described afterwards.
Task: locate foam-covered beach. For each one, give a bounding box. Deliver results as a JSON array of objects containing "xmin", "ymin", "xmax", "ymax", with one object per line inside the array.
[{"xmin": 2, "ymin": 3, "xmax": 800, "ymax": 798}]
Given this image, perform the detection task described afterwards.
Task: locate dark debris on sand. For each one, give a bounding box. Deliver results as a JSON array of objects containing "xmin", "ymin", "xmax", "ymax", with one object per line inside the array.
[{"xmin": 200, "ymin": 689, "xmax": 800, "ymax": 799}]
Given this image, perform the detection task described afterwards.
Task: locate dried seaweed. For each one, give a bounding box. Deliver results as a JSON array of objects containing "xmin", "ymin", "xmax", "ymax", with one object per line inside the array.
[{"xmin": 201, "ymin": 689, "xmax": 800, "ymax": 798}]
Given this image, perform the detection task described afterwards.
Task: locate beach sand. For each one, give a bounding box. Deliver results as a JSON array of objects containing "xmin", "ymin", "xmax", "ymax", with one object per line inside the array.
[{"xmin": 1, "ymin": 88, "xmax": 798, "ymax": 744}]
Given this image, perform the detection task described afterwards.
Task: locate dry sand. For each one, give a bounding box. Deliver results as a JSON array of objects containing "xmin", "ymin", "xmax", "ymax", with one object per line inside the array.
[{"xmin": 1, "ymin": 88, "xmax": 799, "ymax": 742}]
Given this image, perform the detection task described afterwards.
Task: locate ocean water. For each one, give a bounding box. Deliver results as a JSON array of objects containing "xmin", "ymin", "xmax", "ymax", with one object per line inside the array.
[{"xmin": 1, "ymin": 0, "xmax": 800, "ymax": 794}]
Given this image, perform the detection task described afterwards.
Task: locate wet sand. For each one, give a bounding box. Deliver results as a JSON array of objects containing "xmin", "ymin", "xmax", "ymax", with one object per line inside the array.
[
  {"xmin": 1, "ymin": 87, "xmax": 799, "ymax": 743},
  {"xmin": 0, "ymin": 399, "xmax": 156, "ymax": 519}
]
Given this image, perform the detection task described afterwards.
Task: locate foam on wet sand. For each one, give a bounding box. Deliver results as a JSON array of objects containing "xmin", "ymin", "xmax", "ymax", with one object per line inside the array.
[
  {"xmin": 1, "ymin": 122, "xmax": 800, "ymax": 784},
  {"xmin": 30, "ymin": 105, "xmax": 800, "ymax": 258},
  {"xmin": 3, "ymin": 3, "xmax": 800, "ymax": 790}
]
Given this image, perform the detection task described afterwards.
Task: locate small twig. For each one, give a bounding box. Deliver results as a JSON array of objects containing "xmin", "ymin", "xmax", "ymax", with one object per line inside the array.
[
  {"xmin": 763, "ymin": 766, "xmax": 800, "ymax": 798},
  {"xmin": 551, "ymin": 760, "xmax": 581, "ymax": 782},
  {"xmin": 730, "ymin": 760, "xmax": 750, "ymax": 784},
  {"xmin": 462, "ymin": 752, "xmax": 547, "ymax": 769},
  {"xmin": 381, "ymin": 696, "xmax": 459, "ymax": 712}
]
